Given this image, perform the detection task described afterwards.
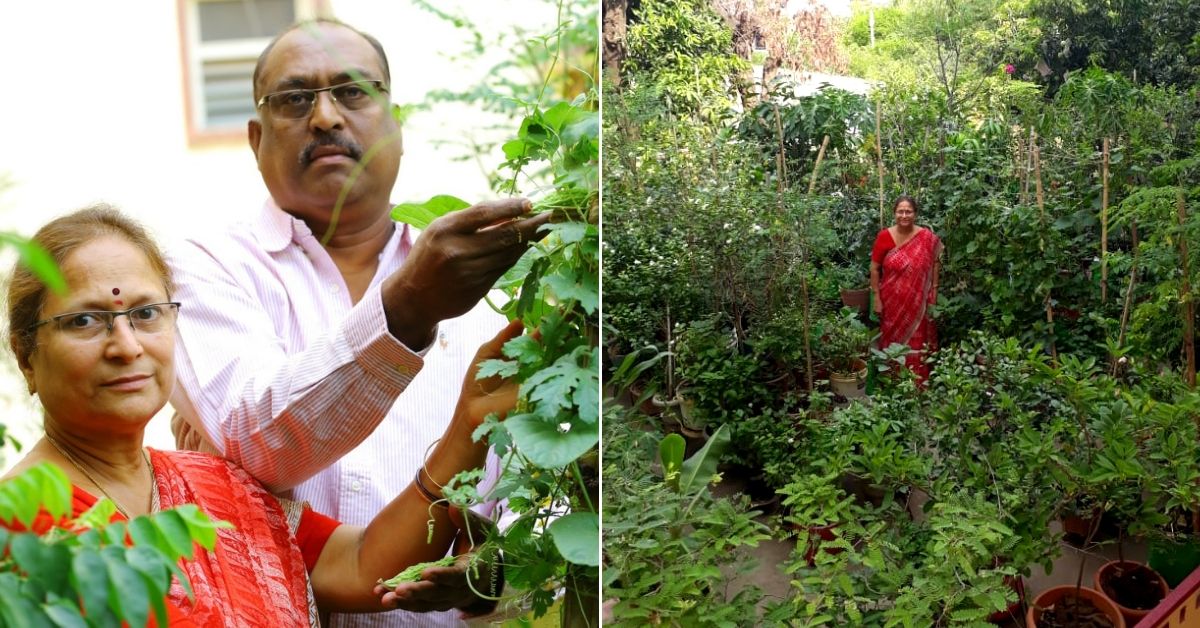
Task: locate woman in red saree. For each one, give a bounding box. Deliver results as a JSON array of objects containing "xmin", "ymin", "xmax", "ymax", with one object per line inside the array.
[
  {"xmin": 2, "ymin": 206, "xmax": 518, "ymax": 626},
  {"xmin": 870, "ymin": 196, "xmax": 943, "ymax": 384}
]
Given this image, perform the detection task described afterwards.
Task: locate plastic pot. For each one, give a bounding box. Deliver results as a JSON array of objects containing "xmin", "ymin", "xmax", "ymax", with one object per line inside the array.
[
  {"xmin": 830, "ymin": 359, "xmax": 868, "ymax": 399},
  {"xmin": 1148, "ymin": 535, "xmax": 1200, "ymax": 588}
]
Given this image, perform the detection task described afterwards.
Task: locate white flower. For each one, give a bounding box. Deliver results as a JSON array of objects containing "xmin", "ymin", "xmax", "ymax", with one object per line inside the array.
[{"xmin": 557, "ymin": 422, "xmax": 572, "ymax": 433}]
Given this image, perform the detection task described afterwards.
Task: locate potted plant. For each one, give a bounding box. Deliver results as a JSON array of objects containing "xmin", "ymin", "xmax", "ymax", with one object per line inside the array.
[
  {"xmin": 1143, "ymin": 391, "xmax": 1200, "ymax": 587},
  {"xmin": 778, "ymin": 471, "xmax": 861, "ymax": 566},
  {"xmin": 830, "ymin": 264, "xmax": 871, "ymax": 317},
  {"xmin": 816, "ymin": 307, "xmax": 872, "ymax": 399}
]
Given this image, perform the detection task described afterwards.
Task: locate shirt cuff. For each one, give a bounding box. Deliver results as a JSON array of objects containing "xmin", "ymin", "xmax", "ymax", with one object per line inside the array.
[{"xmin": 343, "ymin": 283, "xmax": 428, "ymax": 386}]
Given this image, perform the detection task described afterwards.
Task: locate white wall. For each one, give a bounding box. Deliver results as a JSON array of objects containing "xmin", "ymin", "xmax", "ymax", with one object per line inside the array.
[{"xmin": 0, "ymin": 0, "xmax": 556, "ymax": 462}]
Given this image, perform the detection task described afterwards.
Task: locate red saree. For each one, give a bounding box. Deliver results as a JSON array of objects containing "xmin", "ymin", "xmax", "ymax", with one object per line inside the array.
[{"xmin": 872, "ymin": 227, "xmax": 943, "ymax": 383}]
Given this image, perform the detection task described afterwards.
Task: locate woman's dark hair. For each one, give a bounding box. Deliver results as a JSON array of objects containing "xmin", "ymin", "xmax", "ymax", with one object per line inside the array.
[
  {"xmin": 892, "ymin": 195, "xmax": 919, "ymax": 214},
  {"xmin": 6, "ymin": 204, "xmax": 174, "ymax": 366}
]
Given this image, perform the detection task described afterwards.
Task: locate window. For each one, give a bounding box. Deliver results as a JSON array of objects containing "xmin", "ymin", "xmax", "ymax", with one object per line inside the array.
[{"xmin": 179, "ymin": 0, "xmax": 318, "ymax": 141}]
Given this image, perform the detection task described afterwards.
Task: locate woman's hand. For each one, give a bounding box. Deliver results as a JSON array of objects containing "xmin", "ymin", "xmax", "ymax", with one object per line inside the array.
[
  {"xmin": 456, "ymin": 319, "xmax": 525, "ymax": 429},
  {"xmin": 873, "ymin": 294, "xmax": 883, "ymax": 315}
]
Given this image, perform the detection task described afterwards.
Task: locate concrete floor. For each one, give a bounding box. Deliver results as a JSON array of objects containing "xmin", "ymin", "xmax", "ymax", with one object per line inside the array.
[{"xmin": 712, "ymin": 472, "xmax": 1149, "ymax": 626}]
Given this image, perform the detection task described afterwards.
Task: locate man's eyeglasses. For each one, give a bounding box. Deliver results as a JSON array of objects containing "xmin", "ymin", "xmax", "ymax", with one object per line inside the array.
[
  {"xmin": 256, "ymin": 80, "xmax": 389, "ymax": 120},
  {"xmin": 31, "ymin": 302, "xmax": 181, "ymax": 342}
]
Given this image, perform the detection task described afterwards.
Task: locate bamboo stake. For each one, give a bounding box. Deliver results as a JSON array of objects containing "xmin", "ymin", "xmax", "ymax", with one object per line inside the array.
[
  {"xmin": 1114, "ymin": 219, "xmax": 1139, "ymax": 377},
  {"xmin": 809, "ymin": 135, "xmax": 831, "ymax": 194},
  {"xmin": 1023, "ymin": 128, "xmax": 1035, "ymax": 205},
  {"xmin": 1180, "ymin": 190, "xmax": 1195, "ymax": 389},
  {"xmin": 798, "ymin": 135, "xmax": 831, "ymax": 393},
  {"xmin": 1033, "ymin": 138, "xmax": 1057, "ymax": 362},
  {"xmin": 875, "ymin": 96, "xmax": 886, "ymax": 228},
  {"xmin": 772, "ymin": 106, "xmax": 816, "ymax": 393},
  {"xmin": 1101, "ymin": 138, "xmax": 1110, "ymax": 303}
]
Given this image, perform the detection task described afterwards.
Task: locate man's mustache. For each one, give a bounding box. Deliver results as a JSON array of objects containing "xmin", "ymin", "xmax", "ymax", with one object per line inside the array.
[{"xmin": 300, "ymin": 133, "xmax": 364, "ymax": 167}]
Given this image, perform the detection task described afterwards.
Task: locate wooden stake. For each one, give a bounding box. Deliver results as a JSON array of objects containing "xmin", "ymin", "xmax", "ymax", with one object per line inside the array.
[
  {"xmin": 876, "ymin": 97, "xmax": 886, "ymax": 228},
  {"xmin": 773, "ymin": 107, "xmax": 817, "ymax": 393},
  {"xmin": 1180, "ymin": 190, "xmax": 1195, "ymax": 389},
  {"xmin": 798, "ymin": 135, "xmax": 831, "ymax": 392},
  {"xmin": 809, "ymin": 135, "xmax": 831, "ymax": 195},
  {"xmin": 1101, "ymin": 138, "xmax": 1110, "ymax": 303},
  {"xmin": 1114, "ymin": 219, "xmax": 1138, "ymax": 377}
]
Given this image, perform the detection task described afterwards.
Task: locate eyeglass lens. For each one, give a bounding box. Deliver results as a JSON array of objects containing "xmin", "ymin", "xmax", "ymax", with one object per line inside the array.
[
  {"xmin": 51, "ymin": 303, "xmax": 179, "ymax": 341},
  {"xmin": 266, "ymin": 81, "xmax": 385, "ymax": 119}
]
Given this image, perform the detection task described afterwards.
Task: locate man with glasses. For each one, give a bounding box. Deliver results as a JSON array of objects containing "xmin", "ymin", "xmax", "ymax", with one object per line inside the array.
[{"xmin": 167, "ymin": 18, "xmax": 544, "ymax": 627}]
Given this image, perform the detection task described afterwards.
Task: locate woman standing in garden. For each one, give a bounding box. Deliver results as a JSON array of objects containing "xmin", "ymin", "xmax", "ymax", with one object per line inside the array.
[{"xmin": 870, "ymin": 195, "xmax": 943, "ymax": 384}]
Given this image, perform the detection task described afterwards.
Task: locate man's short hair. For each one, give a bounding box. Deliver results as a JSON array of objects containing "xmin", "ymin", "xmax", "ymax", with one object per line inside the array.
[{"xmin": 252, "ymin": 18, "xmax": 392, "ymax": 103}]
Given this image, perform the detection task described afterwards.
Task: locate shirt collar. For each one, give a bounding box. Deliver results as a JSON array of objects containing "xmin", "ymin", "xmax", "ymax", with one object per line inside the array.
[
  {"xmin": 256, "ymin": 198, "xmax": 302, "ymax": 253},
  {"xmin": 256, "ymin": 198, "xmax": 413, "ymax": 255}
]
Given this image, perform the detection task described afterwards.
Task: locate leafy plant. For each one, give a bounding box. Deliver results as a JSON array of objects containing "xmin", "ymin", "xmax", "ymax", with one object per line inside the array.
[
  {"xmin": 814, "ymin": 307, "xmax": 872, "ymax": 375},
  {"xmin": 389, "ymin": 5, "xmax": 600, "ymax": 622},
  {"xmin": 603, "ymin": 411, "xmax": 769, "ymax": 626},
  {"xmin": 0, "ymin": 463, "xmax": 227, "ymax": 626}
]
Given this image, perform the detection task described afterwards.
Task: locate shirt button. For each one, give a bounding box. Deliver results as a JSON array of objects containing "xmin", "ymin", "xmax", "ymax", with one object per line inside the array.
[
  {"xmin": 351, "ymin": 480, "xmax": 363, "ymax": 492},
  {"xmin": 330, "ymin": 284, "xmax": 340, "ymax": 294}
]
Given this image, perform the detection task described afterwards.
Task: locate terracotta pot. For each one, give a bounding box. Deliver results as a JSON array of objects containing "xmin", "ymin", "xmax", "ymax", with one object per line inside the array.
[
  {"xmin": 1026, "ymin": 585, "xmax": 1126, "ymax": 628},
  {"xmin": 830, "ymin": 359, "xmax": 868, "ymax": 399},
  {"xmin": 840, "ymin": 287, "xmax": 871, "ymax": 316},
  {"xmin": 1093, "ymin": 560, "xmax": 1169, "ymax": 624}
]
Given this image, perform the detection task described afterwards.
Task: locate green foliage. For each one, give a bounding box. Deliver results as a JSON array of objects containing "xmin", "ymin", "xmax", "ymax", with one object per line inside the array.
[
  {"xmin": 400, "ymin": 4, "xmax": 600, "ymax": 620},
  {"xmin": 1031, "ymin": 0, "xmax": 1200, "ymax": 92},
  {"xmin": 0, "ymin": 463, "xmax": 228, "ymax": 627},
  {"xmin": 411, "ymin": 0, "xmax": 597, "ymax": 189},
  {"xmin": 602, "ymin": 409, "xmax": 768, "ymax": 626},
  {"xmin": 623, "ymin": 0, "xmax": 747, "ymax": 120},
  {"xmin": 814, "ymin": 307, "xmax": 872, "ymax": 375}
]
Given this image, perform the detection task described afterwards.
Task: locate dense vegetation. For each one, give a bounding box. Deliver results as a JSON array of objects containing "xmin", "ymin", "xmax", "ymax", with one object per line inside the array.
[{"xmin": 602, "ymin": 0, "xmax": 1200, "ymax": 625}]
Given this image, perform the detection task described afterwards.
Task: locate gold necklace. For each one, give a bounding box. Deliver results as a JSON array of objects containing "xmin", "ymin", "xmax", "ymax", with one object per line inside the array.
[{"xmin": 44, "ymin": 434, "xmax": 151, "ymax": 519}]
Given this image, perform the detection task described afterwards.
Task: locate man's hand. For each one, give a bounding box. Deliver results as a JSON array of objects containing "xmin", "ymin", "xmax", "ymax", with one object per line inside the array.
[
  {"xmin": 374, "ymin": 509, "xmax": 502, "ymax": 615},
  {"xmin": 384, "ymin": 198, "xmax": 551, "ymax": 349}
]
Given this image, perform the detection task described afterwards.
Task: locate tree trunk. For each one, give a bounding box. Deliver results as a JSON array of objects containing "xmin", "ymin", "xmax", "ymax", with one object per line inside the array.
[{"xmin": 603, "ymin": 0, "xmax": 629, "ymax": 86}]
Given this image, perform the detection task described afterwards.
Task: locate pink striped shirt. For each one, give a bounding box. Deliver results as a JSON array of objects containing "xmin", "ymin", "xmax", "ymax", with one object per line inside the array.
[{"xmin": 169, "ymin": 199, "xmax": 507, "ymax": 627}]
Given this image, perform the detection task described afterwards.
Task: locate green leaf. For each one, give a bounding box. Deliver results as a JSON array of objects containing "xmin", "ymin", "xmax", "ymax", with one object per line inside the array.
[
  {"xmin": 75, "ymin": 499, "xmax": 117, "ymax": 530},
  {"xmin": 42, "ymin": 599, "xmax": 86, "ymax": 628},
  {"xmin": 574, "ymin": 368, "xmax": 599, "ymax": 424},
  {"xmin": 126, "ymin": 546, "xmax": 171, "ymax": 628},
  {"xmin": 0, "ymin": 579, "xmax": 45, "ymax": 628},
  {"xmin": 390, "ymin": 195, "xmax": 471, "ymax": 230},
  {"xmin": 547, "ymin": 512, "xmax": 599, "ymax": 566},
  {"xmin": 678, "ymin": 425, "xmax": 730, "ymax": 494},
  {"xmin": 174, "ymin": 504, "xmax": 232, "ymax": 550},
  {"xmin": 659, "ymin": 434, "xmax": 686, "ymax": 490},
  {"xmin": 542, "ymin": 267, "xmax": 599, "ymax": 315},
  {"xmin": 102, "ymin": 546, "xmax": 150, "ymax": 628},
  {"xmin": 0, "ymin": 233, "xmax": 67, "ymax": 295},
  {"xmin": 505, "ymin": 414, "xmax": 598, "ymax": 469},
  {"xmin": 70, "ymin": 548, "xmax": 108, "ymax": 619},
  {"xmin": 152, "ymin": 510, "xmax": 197, "ymax": 560},
  {"xmin": 476, "ymin": 358, "xmax": 519, "ymax": 379}
]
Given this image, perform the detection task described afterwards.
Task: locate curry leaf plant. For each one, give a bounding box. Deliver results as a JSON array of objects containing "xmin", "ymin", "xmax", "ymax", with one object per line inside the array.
[
  {"xmin": 0, "ymin": 462, "xmax": 228, "ymax": 627},
  {"xmin": 388, "ymin": 4, "xmax": 599, "ymax": 624}
]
